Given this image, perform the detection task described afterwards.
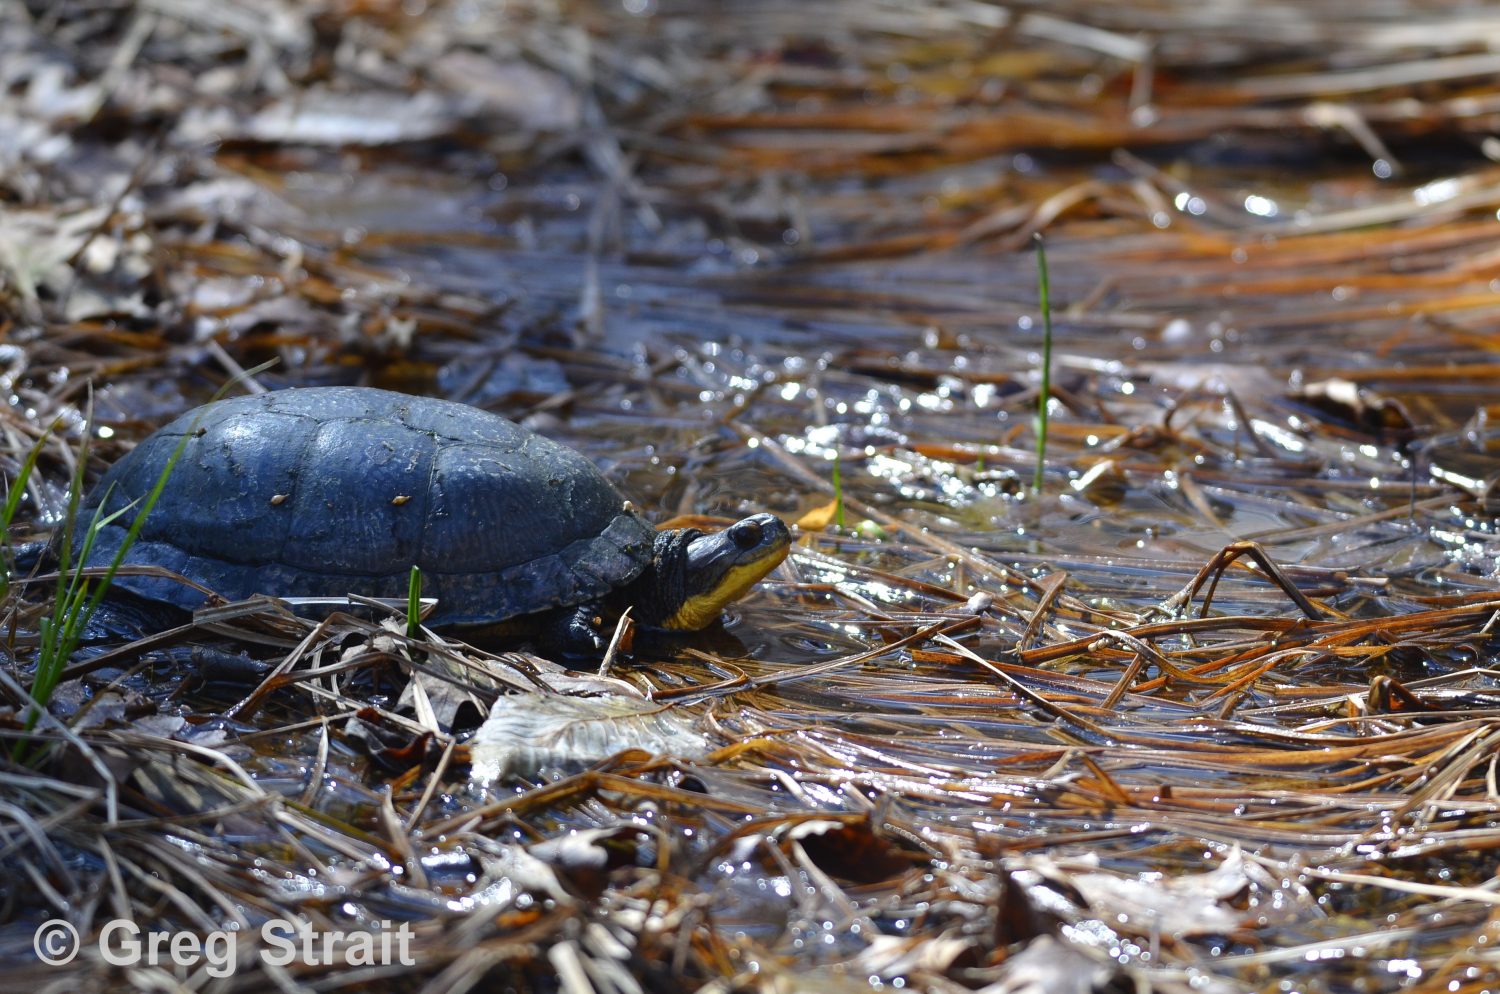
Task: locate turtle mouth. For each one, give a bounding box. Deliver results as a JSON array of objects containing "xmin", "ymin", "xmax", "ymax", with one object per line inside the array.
[{"xmin": 663, "ymin": 512, "xmax": 791, "ymax": 630}]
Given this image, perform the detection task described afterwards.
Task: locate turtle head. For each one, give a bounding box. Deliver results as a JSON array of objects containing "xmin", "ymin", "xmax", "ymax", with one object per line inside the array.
[{"xmin": 638, "ymin": 513, "xmax": 791, "ymax": 631}]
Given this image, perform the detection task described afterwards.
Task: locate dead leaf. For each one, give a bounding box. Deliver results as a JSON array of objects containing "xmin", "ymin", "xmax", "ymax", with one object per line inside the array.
[
  {"xmin": 427, "ymin": 53, "xmax": 581, "ymax": 131},
  {"xmin": 469, "ymin": 690, "xmax": 711, "ymax": 781},
  {"xmin": 797, "ymin": 498, "xmax": 840, "ymax": 531}
]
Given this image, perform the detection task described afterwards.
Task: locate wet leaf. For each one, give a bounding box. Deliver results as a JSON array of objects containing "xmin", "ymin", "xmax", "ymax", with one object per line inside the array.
[
  {"xmin": 179, "ymin": 90, "xmax": 459, "ymax": 145},
  {"xmin": 977, "ymin": 935, "xmax": 1118, "ymax": 994},
  {"xmin": 1017, "ymin": 849, "xmax": 1282, "ymax": 940},
  {"xmin": 783, "ymin": 816, "xmax": 927, "ymax": 886},
  {"xmin": 796, "ymin": 498, "xmax": 840, "ymax": 531},
  {"xmin": 468, "ymin": 691, "xmax": 711, "ymax": 781},
  {"xmin": 427, "ymin": 54, "xmax": 580, "ymax": 131}
]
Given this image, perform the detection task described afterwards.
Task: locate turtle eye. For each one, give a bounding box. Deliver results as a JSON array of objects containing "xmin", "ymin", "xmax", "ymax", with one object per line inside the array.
[{"xmin": 729, "ymin": 519, "xmax": 763, "ymax": 550}]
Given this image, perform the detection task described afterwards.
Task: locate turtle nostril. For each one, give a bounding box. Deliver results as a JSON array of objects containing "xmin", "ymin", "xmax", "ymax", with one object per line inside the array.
[{"xmin": 730, "ymin": 520, "xmax": 763, "ymax": 549}]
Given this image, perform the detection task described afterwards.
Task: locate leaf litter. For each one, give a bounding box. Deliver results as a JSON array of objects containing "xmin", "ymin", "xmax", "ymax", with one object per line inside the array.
[{"xmin": 5, "ymin": 1, "xmax": 1500, "ymax": 992}]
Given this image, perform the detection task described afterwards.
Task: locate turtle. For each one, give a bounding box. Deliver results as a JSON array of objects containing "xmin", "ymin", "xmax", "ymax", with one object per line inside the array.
[{"xmin": 70, "ymin": 386, "xmax": 791, "ymax": 651}]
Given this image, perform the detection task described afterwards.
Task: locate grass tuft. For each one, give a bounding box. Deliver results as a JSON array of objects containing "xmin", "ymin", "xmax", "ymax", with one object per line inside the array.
[
  {"xmin": 13, "ymin": 365, "xmax": 276, "ymax": 755},
  {"xmin": 23, "ymin": 401, "xmax": 191, "ymax": 747}
]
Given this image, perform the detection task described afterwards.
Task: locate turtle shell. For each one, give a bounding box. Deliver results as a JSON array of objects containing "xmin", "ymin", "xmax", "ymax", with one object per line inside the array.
[{"xmin": 78, "ymin": 387, "xmax": 656, "ymax": 625}]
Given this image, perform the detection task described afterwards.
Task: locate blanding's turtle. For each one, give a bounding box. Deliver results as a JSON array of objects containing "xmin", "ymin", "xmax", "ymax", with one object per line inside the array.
[{"xmin": 75, "ymin": 386, "xmax": 791, "ymax": 649}]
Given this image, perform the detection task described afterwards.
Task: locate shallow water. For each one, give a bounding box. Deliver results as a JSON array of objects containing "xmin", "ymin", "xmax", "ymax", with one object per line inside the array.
[{"xmin": 11, "ymin": 3, "xmax": 1500, "ymax": 990}]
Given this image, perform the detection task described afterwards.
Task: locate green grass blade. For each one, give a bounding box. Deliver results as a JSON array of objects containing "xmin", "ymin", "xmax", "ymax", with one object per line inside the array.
[
  {"xmin": 832, "ymin": 450, "xmax": 845, "ymax": 531},
  {"xmin": 1032, "ymin": 232, "xmax": 1054, "ymax": 495},
  {"xmin": 1, "ymin": 421, "xmax": 56, "ymax": 533},
  {"xmin": 1, "ymin": 422, "xmax": 58, "ymax": 601},
  {"xmin": 407, "ymin": 565, "xmax": 422, "ymax": 639}
]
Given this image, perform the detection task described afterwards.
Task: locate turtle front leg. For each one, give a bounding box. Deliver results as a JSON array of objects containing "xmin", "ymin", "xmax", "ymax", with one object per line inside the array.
[{"xmin": 537, "ymin": 603, "xmax": 608, "ymax": 661}]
